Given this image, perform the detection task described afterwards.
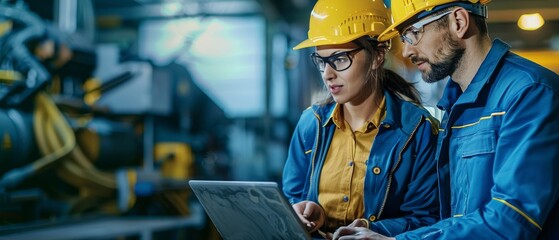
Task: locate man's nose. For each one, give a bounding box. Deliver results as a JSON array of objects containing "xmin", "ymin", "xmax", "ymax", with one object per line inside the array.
[{"xmin": 401, "ymin": 41, "xmax": 415, "ymax": 59}]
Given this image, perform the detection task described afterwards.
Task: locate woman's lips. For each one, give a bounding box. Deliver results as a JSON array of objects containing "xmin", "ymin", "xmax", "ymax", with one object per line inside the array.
[{"xmin": 329, "ymin": 85, "xmax": 342, "ymax": 95}]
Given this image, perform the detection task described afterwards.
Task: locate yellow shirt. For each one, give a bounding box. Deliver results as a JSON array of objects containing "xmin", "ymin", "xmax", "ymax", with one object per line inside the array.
[{"xmin": 318, "ymin": 98, "xmax": 386, "ymax": 231}]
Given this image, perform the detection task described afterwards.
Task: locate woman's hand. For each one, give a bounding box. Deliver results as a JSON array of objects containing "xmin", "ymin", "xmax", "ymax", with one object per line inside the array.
[{"xmin": 292, "ymin": 201, "xmax": 326, "ymax": 233}]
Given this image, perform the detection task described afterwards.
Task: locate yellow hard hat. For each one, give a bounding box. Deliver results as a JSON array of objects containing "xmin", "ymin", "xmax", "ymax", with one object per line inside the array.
[
  {"xmin": 378, "ymin": 0, "xmax": 490, "ymax": 42},
  {"xmin": 293, "ymin": 0, "xmax": 390, "ymax": 50}
]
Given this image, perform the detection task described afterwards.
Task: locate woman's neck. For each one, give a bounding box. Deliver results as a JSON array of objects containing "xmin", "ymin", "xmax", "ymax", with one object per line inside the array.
[{"xmin": 343, "ymin": 94, "xmax": 381, "ymax": 131}]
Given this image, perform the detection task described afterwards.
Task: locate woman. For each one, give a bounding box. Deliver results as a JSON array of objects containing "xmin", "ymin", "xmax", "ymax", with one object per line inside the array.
[{"xmin": 282, "ymin": 0, "xmax": 440, "ymax": 237}]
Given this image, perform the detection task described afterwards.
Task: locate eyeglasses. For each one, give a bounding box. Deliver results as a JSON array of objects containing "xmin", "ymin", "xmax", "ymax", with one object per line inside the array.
[
  {"xmin": 399, "ymin": 11, "xmax": 453, "ymax": 46},
  {"xmin": 310, "ymin": 48, "xmax": 364, "ymax": 72}
]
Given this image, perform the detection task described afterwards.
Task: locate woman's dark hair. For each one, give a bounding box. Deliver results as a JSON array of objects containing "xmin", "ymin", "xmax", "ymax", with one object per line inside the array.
[
  {"xmin": 316, "ymin": 36, "xmax": 420, "ymax": 106},
  {"xmin": 383, "ymin": 68, "xmax": 421, "ymax": 104}
]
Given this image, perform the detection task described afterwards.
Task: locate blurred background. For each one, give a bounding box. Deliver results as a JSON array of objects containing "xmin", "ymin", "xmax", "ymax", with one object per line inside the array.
[{"xmin": 0, "ymin": 0, "xmax": 557, "ymax": 239}]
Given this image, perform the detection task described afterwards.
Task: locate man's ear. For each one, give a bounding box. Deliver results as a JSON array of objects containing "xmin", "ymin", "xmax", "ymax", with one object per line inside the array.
[{"xmin": 450, "ymin": 7, "xmax": 470, "ymax": 38}]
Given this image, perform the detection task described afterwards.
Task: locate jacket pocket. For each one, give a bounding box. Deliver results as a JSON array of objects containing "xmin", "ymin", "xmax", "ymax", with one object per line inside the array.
[
  {"xmin": 460, "ymin": 130, "xmax": 496, "ymax": 158},
  {"xmin": 452, "ymin": 130, "xmax": 496, "ymax": 214}
]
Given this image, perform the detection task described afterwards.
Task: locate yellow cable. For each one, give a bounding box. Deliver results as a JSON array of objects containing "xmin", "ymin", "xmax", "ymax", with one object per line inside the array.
[
  {"xmin": 69, "ymin": 147, "xmax": 116, "ymax": 189},
  {"xmin": 33, "ymin": 101, "xmax": 49, "ymax": 154},
  {"xmin": 57, "ymin": 160, "xmax": 114, "ymax": 192},
  {"xmin": 167, "ymin": 191, "xmax": 190, "ymax": 215},
  {"xmin": 35, "ymin": 91, "xmax": 117, "ymax": 190},
  {"xmin": 34, "ymin": 87, "xmax": 123, "ymax": 214},
  {"xmin": 31, "ymin": 92, "xmax": 75, "ymax": 172}
]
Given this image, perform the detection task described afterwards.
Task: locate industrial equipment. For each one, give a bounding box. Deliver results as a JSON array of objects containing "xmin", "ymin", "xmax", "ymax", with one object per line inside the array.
[{"xmin": 0, "ymin": 2, "xmax": 229, "ymax": 239}]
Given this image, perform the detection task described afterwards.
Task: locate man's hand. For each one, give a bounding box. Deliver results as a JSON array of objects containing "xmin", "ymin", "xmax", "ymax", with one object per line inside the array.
[
  {"xmin": 347, "ymin": 218, "xmax": 368, "ymax": 228},
  {"xmin": 332, "ymin": 226, "xmax": 395, "ymax": 240},
  {"xmin": 292, "ymin": 201, "xmax": 326, "ymax": 233}
]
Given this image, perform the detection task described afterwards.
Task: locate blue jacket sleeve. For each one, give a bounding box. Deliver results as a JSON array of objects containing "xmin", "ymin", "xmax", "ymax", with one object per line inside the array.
[
  {"xmin": 370, "ymin": 116, "xmax": 440, "ymax": 236},
  {"xmin": 282, "ymin": 108, "xmax": 316, "ymax": 204},
  {"xmin": 396, "ymin": 84, "xmax": 559, "ymax": 239}
]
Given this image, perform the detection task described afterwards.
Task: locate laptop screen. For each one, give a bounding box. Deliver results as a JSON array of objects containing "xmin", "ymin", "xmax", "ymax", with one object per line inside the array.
[{"xmin": 189, "ymin": 180, "xmax": 312, "ymax": 240}]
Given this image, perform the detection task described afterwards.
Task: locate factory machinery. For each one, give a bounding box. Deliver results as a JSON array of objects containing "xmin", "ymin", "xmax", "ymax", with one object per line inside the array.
[{"xmin": 0, "ymin": 2, "xmax": 228, "ymax": 239}]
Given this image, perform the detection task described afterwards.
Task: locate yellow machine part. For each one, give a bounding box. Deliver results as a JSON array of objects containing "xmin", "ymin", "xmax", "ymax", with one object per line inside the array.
[
  {"xmin": 76, "ymin": 127, "xmax": 100, "ymax": 162},
  {"xmin": 154, "ymin": 142, "xmax": 194, "ymax": 180},
  {"xmin": 155, "ymin": 143, "xmax": 194, "ymax": 216},
  {"xmin": 514, "ymin": 50, "xmax": 559, "ymax": 74},
  {"xmin": 123, "ymin": 169, "xmax": 137, "ymax": 211},
  {"xmin": 83, "ymin": 78, "xmax": 102, "ymax": 105},
  {"xmin": 0, "ymin": 70, "xmax": 23, "ymax": 83},
  {"xmin": 0, "ymin": 20, "xmax": 12, "ymax": 37},
  {"xmin": 2, "ymin": 132, "xmax": 11, "ymax": 151}
]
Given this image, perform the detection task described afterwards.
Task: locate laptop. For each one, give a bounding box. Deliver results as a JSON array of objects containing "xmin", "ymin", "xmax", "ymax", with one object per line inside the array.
[{"xmin": 188, "ymin": 180, "xmax": 313, "ymax": 240}]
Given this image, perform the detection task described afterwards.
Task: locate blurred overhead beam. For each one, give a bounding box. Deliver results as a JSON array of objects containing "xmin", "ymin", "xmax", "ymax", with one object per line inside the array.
[
  {"xmin": 96, "ymin": 1, "xmax": 263, "ymax": 20},
  {"xmin": 256, "ymin": 0, "xmax": 311, "ymax": 23},
  {"xmin": 488, "ymin": 0, "xmax": 559, "ymax": 11},
  {"xmin": 486, "ymin": 0, "xmax": 559, "ymax": 23},
  {"xmin": 489, "ymin": 8, "xmax": 559, "ymax": 23}
]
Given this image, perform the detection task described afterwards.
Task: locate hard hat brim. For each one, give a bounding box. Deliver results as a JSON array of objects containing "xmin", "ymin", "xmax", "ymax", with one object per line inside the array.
[
  {"xmin": 293, "ymin": 34, "xmax": 369, "ymax": 50},
  {"xmin": 378, "ymin": 28, "xmax": 400, "ymax": 42},
  {"xmin": 378, "ymin": 10, "xmax": 419, "ymax": 42}
]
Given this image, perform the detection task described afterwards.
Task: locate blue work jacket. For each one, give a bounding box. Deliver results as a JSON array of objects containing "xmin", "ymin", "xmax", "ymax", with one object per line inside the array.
[
  {"xmin": 398, "ymin": 40, "xmax": 559, "ymax": 239},
  {"xmin": 282, "ymin": 90, "xmax": 440, "ymax": 236}
]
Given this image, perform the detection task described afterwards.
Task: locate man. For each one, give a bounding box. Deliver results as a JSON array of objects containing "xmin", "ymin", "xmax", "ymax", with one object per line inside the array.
[{"xmin": 332, "ymin": 0, "xmax": 559, "ymax": 239}]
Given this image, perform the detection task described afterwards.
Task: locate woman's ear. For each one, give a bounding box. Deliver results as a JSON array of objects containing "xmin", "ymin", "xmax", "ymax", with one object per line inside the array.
[
  {"xmin": 372, "ymin": 49, "xmax": 386, "ymax": 69},
  {"xmin": 451, "ymin": 7, "xmax": 470, "ymax": 38}
]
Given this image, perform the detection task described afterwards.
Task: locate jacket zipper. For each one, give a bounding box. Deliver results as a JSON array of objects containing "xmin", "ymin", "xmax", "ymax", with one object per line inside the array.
[
  {"xmin": 306, "ymin": 111, "xmax": 321, "ymax": 200},
  {"xmin": 377, "ymin": 115, "xmax": 423, "ymax": 219}
]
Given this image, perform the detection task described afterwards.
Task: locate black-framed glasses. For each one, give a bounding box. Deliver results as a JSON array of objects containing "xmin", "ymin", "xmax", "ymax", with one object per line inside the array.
[
  {"xmin": 310, "ymin": 48, "xmax": 364, "ymax": 72},
  {"xmin": 399, "ymin": 11, "xmax": 453, "ymax": 46}
]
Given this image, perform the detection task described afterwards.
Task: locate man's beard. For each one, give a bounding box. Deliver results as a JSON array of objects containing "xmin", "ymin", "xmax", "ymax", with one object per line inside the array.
[{"xmin": 412, "ymin": 31, "xmax": 465, "ymax": 83}]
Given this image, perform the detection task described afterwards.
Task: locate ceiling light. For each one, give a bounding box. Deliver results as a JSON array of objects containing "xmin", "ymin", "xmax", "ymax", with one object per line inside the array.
[
  {"xmin": 517, "ymin": 13, "xmax": 545, "ymax": 31},
  {"xmin": 160, "ymin": 2, "xmax": 182, "ymax": 16}
]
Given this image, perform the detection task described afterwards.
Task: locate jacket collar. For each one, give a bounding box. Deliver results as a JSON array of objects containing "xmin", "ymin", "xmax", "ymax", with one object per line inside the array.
[
  {"xmin": 311, "ymin": 90, "xmax": 424, "ymax": 134},
  {"xmin": 438, "ymin": 39, "xmax": 510, "ymax": 111}
]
